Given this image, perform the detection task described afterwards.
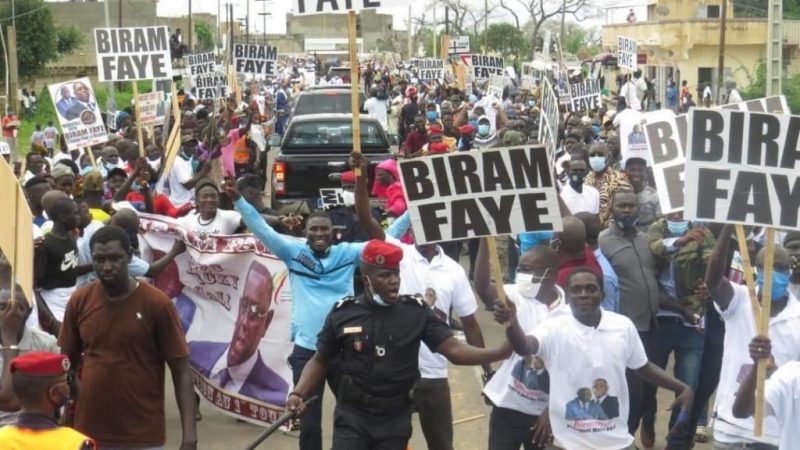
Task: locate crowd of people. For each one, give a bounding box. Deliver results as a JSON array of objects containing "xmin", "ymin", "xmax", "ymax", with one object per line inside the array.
[{"xmin": 0, "ymin": 47, "xmax": 796, "ymax": 450}]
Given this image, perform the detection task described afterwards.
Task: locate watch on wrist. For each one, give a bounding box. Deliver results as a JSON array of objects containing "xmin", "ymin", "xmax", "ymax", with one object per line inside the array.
[{"xmin": 1, "ymin": 345, "xmax": 19, "ymax": 351}]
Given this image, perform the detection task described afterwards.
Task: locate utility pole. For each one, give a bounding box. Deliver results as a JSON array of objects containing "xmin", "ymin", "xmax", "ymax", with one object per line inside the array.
[
  {"xmin": 484, "ymin": 0, "xmax": 488, "ymax": 50},
  {"xmin": 7, "ymin": 26, "xmax": 18, "ymax": 151},
  {"xmin": 188, "ymin": 0, "xmax": 193, "ymax": 53},
  {"xmin": 432, "ymin": 2, "xmax": 437, "ymax": 57},
  {"xmin": 445, "ymin": 6, "xmax": 449, "ymax": 34},
  {"xmin": 246, "ymin": 0, "xmax": 250, "ymax": 43},
  {"xmin": 103, "ymin": 0, "xmax": 115, "ymax": 103},
  {"xmin": 766, "ymin": 0, "xmax": 783, "ymax": 96},
  {"xmin": 560, "ymin": 0, "xmax": 566, "ymax": 45},
  {"xmin": 217, "ymin": 0, "xmax": 221, "ymax": 53},
  {"xmin": 118, "ymin": 0, "xmax": 122, "ymax": 27},
  {"xmin": 407, "ymin": 5, "xmax": 412, "ymax": 58},
  {"xmin": 715, "ymin": 0, "xmax": 728, "ymax": 104}
]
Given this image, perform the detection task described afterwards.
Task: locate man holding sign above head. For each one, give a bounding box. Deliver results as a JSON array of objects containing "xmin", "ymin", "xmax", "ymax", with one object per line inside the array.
[{"xmin": 703, "ymin": 224, "xmax": 800, "ymax": 449}]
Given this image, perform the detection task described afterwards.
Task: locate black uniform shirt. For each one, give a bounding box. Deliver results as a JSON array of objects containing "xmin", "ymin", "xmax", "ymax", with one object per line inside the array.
[{"xmin": 316, "ymin": 295, "xmax": 452, "ymax": 398}]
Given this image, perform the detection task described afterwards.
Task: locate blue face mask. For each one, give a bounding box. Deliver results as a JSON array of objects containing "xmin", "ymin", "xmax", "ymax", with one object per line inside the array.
[
  {"xmin": 366, "ymin": 277, "xmax": 390, "ymax": 307},
  {"xmin": 468, "ymin": 119, "xmax": 479, "ymax": 128},
  {"xmin": 527, "ymin": 100, "xmax": 535, "ymax": 108},
  {"xmin": 589, "ymin": 155, "xmax": 606, "ymax": 172},
  {"xmin": 756, "ymin": 270, "xmax": 791, "ymax": 301},
  {"xmin": 190, "ymin": 157, "xmax": 200, "ymax": 173},
  {"xmin": 478, "ymin": 124, "xmax": 491, "ymax": 137},
  {"xmin": 667, "ymin": 220, "xmax": 690, "ymax": 236},
  {"xmin": 426, "ymin": 111, "xmax": 439, "ymax": 122},
  {"xmin": 591, "ymin": 124, "xmax": 601, "ymax": 136}
]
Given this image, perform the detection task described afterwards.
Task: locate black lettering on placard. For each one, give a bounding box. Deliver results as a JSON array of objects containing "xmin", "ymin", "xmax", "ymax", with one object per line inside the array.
[
  {"xmin": 771, "ymin": 174, "xmax": 800, "ymax": 227},
  {"xmin": 448, "ymin": 154, "xmax": 481, "ymax": 194},
  {"xmin": 696, "ymin": 169, "xmax": 730, "ymax": 220},
  {"xmin": 728, "ymin": 172, "xmax": 771, "ymax": 224},
  {"xmin": 728, "ymin": 112, "xmax": 745, "ymax": 164},
  {"xmin": 646, "ymin": 122, "xmax": 679, "ymax": 165},
  {"xmin": 418, "ymin": 203, "xmax": 447, "ymax": 242},
  {"xmin": 781, "ymin": 117, "xmax": 800, "ymax": 169},
  {"xmin": 400, "ymin": 161, "xmax": 433, "ymax": 201},
  {"xmin": 508, "ymin": 148, "xmax": 551, "ymax": 189},
  {"xmin": 95, "ymin": 29, "xmax": 111, "ymax": 53},
  {"xmin": 518, "ymin": 192, "xmax": 554, "ymax": 231},
  {"xmin": 482, "ymin": 151, "xmax": 513, "ymax": 191},
  {"xmin": 431, "ymin": 157, "xmax": 451, "ymax": 196},
  {"xmin": 691, "ymin": 110, "xmax": 724, "ymax": 161},
  {"xmin": 663, "ymin": 165, "xmax": 684, "ymax": 209},
  {"xmin": 478, "ymin": 196, "xmax": 515, "ymax": 234},
  {"xmin": 451, "ymin": 199, "xmax": 491, "ymax": 239},
  {"xmin": 747, "ymin": 113, "xmax": 781, "ymax": 167},
  {"xmin": 676, "ymin": 115, "xmax": 688, "ymax": 152}
]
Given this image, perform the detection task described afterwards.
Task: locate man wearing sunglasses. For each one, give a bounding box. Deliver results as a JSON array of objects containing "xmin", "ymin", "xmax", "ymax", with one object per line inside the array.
[{"xmin": 189, "ymin": 261, "xmax": 289, "ymax": 406}]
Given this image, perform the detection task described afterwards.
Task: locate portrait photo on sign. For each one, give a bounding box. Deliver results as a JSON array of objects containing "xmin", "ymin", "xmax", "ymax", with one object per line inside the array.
[{"xmin": 52, "ymin": 79, "xmax": 100, "ymax": 122}]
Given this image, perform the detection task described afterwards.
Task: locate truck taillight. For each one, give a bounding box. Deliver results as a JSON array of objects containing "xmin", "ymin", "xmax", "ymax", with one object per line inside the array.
[{"xmin": 272, "ymin": 162, "xmax": 286, "ymax": 196}]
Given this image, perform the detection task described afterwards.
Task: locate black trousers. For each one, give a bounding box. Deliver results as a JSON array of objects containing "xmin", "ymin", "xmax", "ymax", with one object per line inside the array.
[
  {"xmin": 687, "ymin": 308, "xmax": 726, "ymax": 441},
  {"xmin": 488, "ymin": 407, "xmax": 544, "ymax": 450},
  {"xmin": 626, "ymin": 329, "xmax": 658, "ymax": 435},
  {"xmin": 412, "ymin": 378, "xmax": 453, "ymax": 450},
  {"xmin": 332, "ymin": 403, "xmax": 411, "ymax": 450},
  {"xmin": 288, "ymin": 345, "xmax": 340, "ymax": 450}
]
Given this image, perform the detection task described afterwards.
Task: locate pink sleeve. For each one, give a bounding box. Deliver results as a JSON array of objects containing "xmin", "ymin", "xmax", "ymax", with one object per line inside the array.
[{"xmin": 386, "ymin": 184, "xmax": 407, "ymax": 217}]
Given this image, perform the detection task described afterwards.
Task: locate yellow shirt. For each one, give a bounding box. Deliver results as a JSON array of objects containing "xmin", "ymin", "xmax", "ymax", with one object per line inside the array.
[
  {"xmin": 89, "ymin": 208, "xmax": 110, "ymax": 223},
  {"xmin": 0, "ymin": 425, "xmax": 95, "ymax": 450}
]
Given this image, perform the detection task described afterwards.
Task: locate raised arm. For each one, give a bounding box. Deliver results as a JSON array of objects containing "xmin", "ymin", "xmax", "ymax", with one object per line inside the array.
[
  {"xmin": 705, "ymin": 223, "xmax": 735, "ymax": 311},
  {"xmin": 474, "ymin": 238, "xmax": 499, "ymax": 310},
  {"xmin": 351, "ymin": 152, "xmax": 385, "ymax": 241},
  {"xmin": 732, "ymin": 335, "xmax": 772, "ymax": 419},
  {"xmin": 493, "ymin": 298, "xmax": 540, "ymax": 356},
  {"xmin": 145, "ymin": 239, "xmax": 186, "ymax": 277},
  {"xmin": 226, "ymin": 182, "xmax": 296, "ymax": 261}
]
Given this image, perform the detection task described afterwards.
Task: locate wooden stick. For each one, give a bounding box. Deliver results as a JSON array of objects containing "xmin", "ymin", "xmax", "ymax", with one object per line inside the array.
[
  {"xmin": 452, "ymin": 414, "xmax": 484, "ymax": 425},
  {"xmin": 486, "ymin": 236, "xmax": 511, "ymax": 328},
  {"xmin": 753, "ymin": 228, "xmax": 775, "ymax": 437},
  {"xmin": 440, "ymin": 35, "xmax": 450, "ymax": 60},
  {"xmin": 9, "ymin": 177, "xmax": 17, "ymax": 307},
  {"xmin": 347, "ymin": 11, "xmax": 362, "ymax": 177},
  {"xmin": 131, "ymin": 82, "xmax": 146, "ymax": 158},
  {"xmin": 85, "ymin": 147, "xmax": 97, "ymax": 168},
  {"xmin": 734, "ymin": 224, "xmax": 761, "ymax": 329}
]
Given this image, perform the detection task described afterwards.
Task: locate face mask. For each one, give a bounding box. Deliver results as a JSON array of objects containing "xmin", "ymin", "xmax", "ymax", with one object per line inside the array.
[
  {"xmin": 468, "ymin": 119, "xmax": 479, "ymax": 128},
  {"xmin": 569, "ymin": 173, "xmax": 586, "ymax": 187},
  {"xmin": 756, "ymin": 270, "xmax": 791, "ymax": 301},
  {"xmin": 516, "ymin": 272, "xmax": 542, "ymax": 299},
  {"xmin": 613, "ymin": 213, "xmax": 638, "ymax": 231},
  {"xmin": 426, "ymin": 111, "xmax": 439, "ymax": 122},
  {"xmin": 667, "ymin": 220, "xmax": 690, "ymax": 236},
  {"xmin": 365, "ymin": 277, "xmax": 389, "ymax": 307},
  {"xmin": 191, "ymin": 157, "xmax": 200, "ymax": 173},
  {"xmin": 478, "ymin": 124, "xmax": 491, "ymax": 137},
  {"xmin": 341, "ymin": 190, "xmax": 355, "ymax": 207},
  {"xmin": 589, "ymin": 156, "xmax": 606, "ymax": 172},
  {"xmin": 527, "ymin": 100, "xmax": 535, "ymax": 108},
  {"xmin": 592, "ymin": 124, "xmax": 601, "ymax": 136}
]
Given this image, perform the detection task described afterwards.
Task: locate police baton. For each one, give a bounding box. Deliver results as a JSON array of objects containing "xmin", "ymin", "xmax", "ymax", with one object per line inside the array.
[{"xmin": 244, "ymin": 395, "xmax": 320, "ymax": 450}]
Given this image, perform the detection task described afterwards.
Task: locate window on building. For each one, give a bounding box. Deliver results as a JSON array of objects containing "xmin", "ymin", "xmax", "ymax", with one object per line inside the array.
[{"xmin": 707, "ymin": 5, "xmax": 721, "ymax": 18}]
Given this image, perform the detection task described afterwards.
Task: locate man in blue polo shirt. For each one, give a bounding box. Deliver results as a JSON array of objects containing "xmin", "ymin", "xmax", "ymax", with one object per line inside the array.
[{"xmin": 226, "ymin": 182, "xmax": 366, "ymax": 450}]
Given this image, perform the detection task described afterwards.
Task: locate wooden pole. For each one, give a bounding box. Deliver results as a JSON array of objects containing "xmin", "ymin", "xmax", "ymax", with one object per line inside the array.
[
  {"xmin": 131, "ymin": 82, "xmax": 146, "ymax": 157},
  {"xmin": 348, "ymin": 11, "xmax": 362, "ymax": 177},
  {"xmin": 9, "ymin": 178, "xmax": 17, "ymax": 307},
  {"xmin": 753, "ymin": 228, "xmax": 775, "ymax": 437},
  {"xmin": 85, "ymin": 147, "xmax": 97, "ymax": 168},
  {"xmin": 486, "ymin": 236, "xmax": 510, "ymax": 324},
  {"xmin": 440, "ymin": 35, "xmax": 450, "ymax": 60},
  {"xmin": 734, "ymin": 224, "xmax": 762, "ymax": 328}
]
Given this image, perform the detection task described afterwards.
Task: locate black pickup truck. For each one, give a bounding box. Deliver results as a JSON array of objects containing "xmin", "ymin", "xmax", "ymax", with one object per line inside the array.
[{"xmin": 268, "ymin": 114, "xmax": 398, "ymax": 214}]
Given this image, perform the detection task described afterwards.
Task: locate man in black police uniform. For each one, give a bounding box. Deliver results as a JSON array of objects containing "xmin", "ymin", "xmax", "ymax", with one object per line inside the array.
[{"xmin": 286, "ymin": 239, "xmax": 509, "ymax": 449}]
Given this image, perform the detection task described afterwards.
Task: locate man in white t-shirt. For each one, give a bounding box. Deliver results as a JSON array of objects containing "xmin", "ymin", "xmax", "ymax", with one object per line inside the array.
[
  {"xmin": 620, "ymin": 75, "xmax": 641, "ymax": 112},
  {"xmin": 168, "ymin": 136, "xmax": 212, "ymax": 207},
  {"xmin": 476, "ymin": 238, "xmax": 569, "ymax": 449},
  {"xmin": 354, "ymin": 179, "xmax": 491, "ymax": 450},
  {"xmin": 732, "ymin": 336, "xmax": 800, "ymax": 450},
  {"xmin": 178, "ymin": 179, "xmax": 242, "ymax": 238},
  {"xmin": 363, "ymin": 87, "xmax": 389, "ymax": 131},
  {"xmin": 705, "ymin": 224, "xmax": 800, "ymax": 449},
  {"xmin": 495, "ymin": 268, "xmax": 693, "ymax": 450},
  {"xmin": 560, "ymin": 155, "xmax": 600, "ymax": 215}
]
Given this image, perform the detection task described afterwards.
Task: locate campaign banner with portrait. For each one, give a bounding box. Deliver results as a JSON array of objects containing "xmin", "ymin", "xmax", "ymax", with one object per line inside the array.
[
  {"xmin": 48, "ymin": 77, "xmax": 108, "ymax": 151},
  {"xmin": 137, "ymin": 91, "xmax": 167, "ymax": 127},
  {"xmin": 137, "ymin": 213, "xmax": 294, "ymax": 425}
]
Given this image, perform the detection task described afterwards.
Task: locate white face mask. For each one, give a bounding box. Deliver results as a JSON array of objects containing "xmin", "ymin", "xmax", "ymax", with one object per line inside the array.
[
  {"xmin": 342, "ymin": 190, "xmax": 355, "ymax": 207},
  {"xmin": 515, "ymin": 272, "xmax": 542, "ymax": 300},
  {"xmin": 365, "ymin": 277, "xmax": 389, "ymax": 307}
]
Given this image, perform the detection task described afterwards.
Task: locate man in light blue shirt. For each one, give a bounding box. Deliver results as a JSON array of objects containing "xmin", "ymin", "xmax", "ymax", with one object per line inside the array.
[
  {"xmin": 227, "ymin": 183, "xmax": 366, "ymax": 450},
  {"xmin": 576, "ymin": 212, "xmax": 619, "ymax": 312}
]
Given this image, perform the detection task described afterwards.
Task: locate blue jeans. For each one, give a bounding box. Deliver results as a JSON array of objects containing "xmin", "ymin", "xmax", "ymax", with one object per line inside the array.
[
  {"xmin": 288, "ymin": 345, "xmax": 340, "ymax": 450},
  {"xmin": 646, "ymin": 316, "xmax": 706, "ymax": 447}
]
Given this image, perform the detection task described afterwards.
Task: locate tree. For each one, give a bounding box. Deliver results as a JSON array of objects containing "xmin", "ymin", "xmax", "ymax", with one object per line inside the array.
[
  {"xmin": 497, "ymin": 0, "xmax": 592, "ymax": 45},
  {"xmin": 481, "ymin": 23, "xmax": 529, "ymax": 58},
  {"xmin": 0, "ymin": 0, "xmax": 83, "ymax": 78},
  {"xmin": 741, "ymin": 61, "xmax": 799, "ymax": 113},
  {"xmin": 194, "ymin": 22, "xmax": 214, "ymax": 52},
  {"xmin": 555, "ymin": 22, "xmax": 601, "ymax": 59}
]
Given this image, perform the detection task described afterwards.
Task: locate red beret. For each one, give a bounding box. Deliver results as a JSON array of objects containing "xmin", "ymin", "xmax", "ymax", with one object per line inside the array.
[
  {"xmin": 10, "ymin": 352, "xmax": 70, "ymax": 377},
  {"xmin": 428, "ymin": 142, "xmax": 450, "ymax": 154},
  {"xmin": 459, "ymin": 124, "xmax": 474, "ymax": 136},
  {"xmin": 361, "ymin": 239, "xmax": 403, "ymax": 269},
  {"xmin": 428, "ymin": 125, "xmax": 443, "ymax": 135},
  {"xmin": 340, "ymin": 171, "xmax": 356, "ymax": 184}
]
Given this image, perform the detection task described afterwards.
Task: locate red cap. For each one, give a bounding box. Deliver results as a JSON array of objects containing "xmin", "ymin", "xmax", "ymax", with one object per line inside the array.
[
  {"xmin": 406, "ymin": 86, "xmax": 417, "ymax": 97},
  {"xmin": 428, "ymin": 142, "xmax": 450, "ymax": 154},
  {"xmin": 428, "ymin": 125, "xmax": 443, "ymax": 135},
  {"xmin": 459, "ymin": 124, "xmax": 475, "ymax": 136},
  {"xmin": 361, "ymin": 239, "xmax": 403, "ymax": 269},
  {"xmin": 340, "ymin": 171, "xmax": 356, "ymax": 184},
  {"xmin": 10, "ymin": 352, "xmax": 70, "ymax": 377}
]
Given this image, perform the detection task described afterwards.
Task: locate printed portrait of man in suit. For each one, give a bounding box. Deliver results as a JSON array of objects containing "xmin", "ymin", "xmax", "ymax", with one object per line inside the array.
[
  {"xmin": 592, "ymin": 377, "xmax": 619, "ymax": 419},
  {"xmin": 189, "ymin": 260, "xmax": 289, "ymax": 406}
]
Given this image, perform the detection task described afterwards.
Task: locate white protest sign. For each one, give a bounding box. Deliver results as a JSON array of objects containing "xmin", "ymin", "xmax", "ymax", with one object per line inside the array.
[
  {"xmin": 193, "ymin": 73, "xmax": 230, "ymax": 100},
  {"xmin": 414, "ymin": 59, "xmax": 445, "ymax": 81},
  {"xmin": 617, "ymin": 36, "xmax": 637, "ymax": 72},
  {"xmin": 48, "ymin": 77, "xmax": 108, "ymax": 151},
  {"xmin": 685, "ymin": 108, "xmax": 800, "ymax": 230},
  {"xmin": 137, "ymin": 213, "xmax": 294, "ymax": 424},
  {"xmin": 449, "ymin": 35, "xmax": 470, "ymax": 54},
  {"xmin": 486, "ymin": 75, "xmax": 507, "ymax": 100},
  {"xmin": 293, "ymin": 0, "xmax": 413, "ymax": 14},
  {"xmin": 233, "ymin": 44, "xmax": 278, "ymax": 77},
  {"xmin": 319, "ymin": 188, "xmax": 345, "ymax": 207},
  {"xmin": 399, "ymin": 146, "xmax": 563, "ymax": 244},
  {"xmin": 95, "ymin": 27, "xmax": 173, "ymax": 82},
  {"xmin": 645, "ymin": 96, "xmax": 789, "ymax": 214},
  {"xmin": 568, "ymin": 79, "xmax": 601, "ymax": 112},
  {"xmin": 186, "ymin": 52, "xmax": 215, "ymax": 76},
  {"xmin": 617, "ymin": 109, "xmax": 647, "ymax": 165},
  {"xmin": 471, "ymin": 96, "xmax": 497, "ymax": 132},
  {"xmin": 538, "ymin": 78, "xmax": 560, "ymax": 166},
  {"xmin": 467, "ymin": 54, "xmax": 505, "ymax": 80},
  {"xmin": 137, "ymin": 91, "xmax": 167, "ymax": 126}
]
